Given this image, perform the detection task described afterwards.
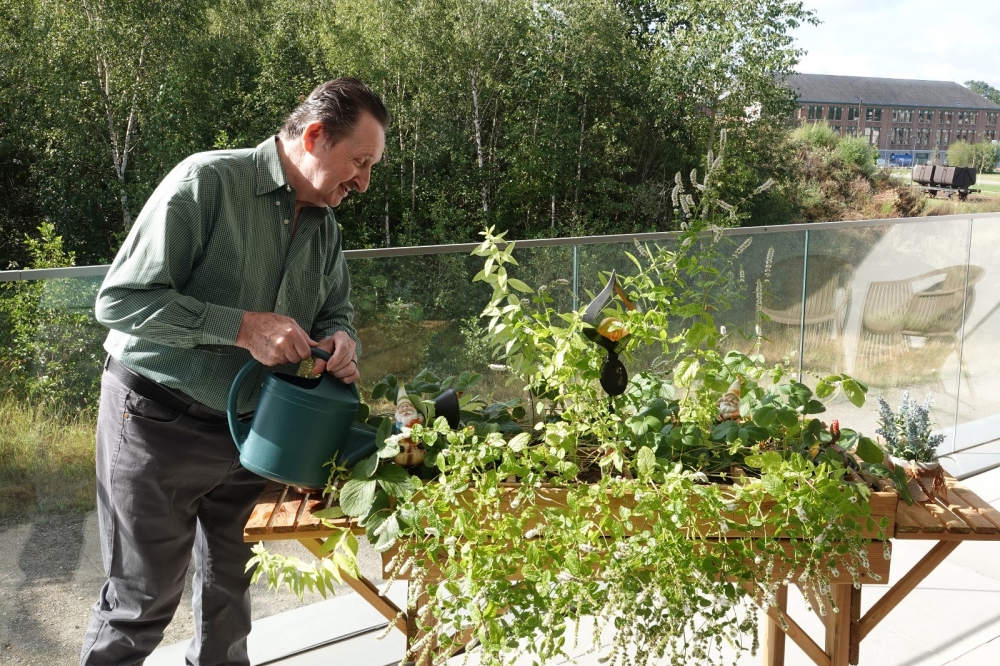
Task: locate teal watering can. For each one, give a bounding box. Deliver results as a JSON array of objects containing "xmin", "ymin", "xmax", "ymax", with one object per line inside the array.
[{"xmin": 227, "ymin": 348, "xmax": 378, "ymax": 490}]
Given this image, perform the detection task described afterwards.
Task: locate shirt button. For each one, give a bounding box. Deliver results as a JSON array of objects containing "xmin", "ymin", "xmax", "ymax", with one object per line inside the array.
[
  {"xmin": 283, "ymin": 219, "xmax": 289, "ymax": 225},
  {"xmin": 286, "ymin": 185, "xmax": 292, "ymax": 192},
  {"xmin": 275, "ymin": 200, "xmax": 281, "ymax": 206}
]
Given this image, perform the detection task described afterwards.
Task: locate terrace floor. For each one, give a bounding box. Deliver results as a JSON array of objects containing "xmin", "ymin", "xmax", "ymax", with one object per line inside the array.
[{"xmin": 144, "ymin": 460, "xmax": 1000, "ymax": 666}]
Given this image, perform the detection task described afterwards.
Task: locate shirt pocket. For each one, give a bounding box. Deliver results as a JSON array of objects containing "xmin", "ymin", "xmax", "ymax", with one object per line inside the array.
[{"xmin": 284, "ymin": 269, "xmax": 334, "ymax": 331}]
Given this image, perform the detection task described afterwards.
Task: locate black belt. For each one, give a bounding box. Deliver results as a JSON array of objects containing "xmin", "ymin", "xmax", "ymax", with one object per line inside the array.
[{"xmin": 105, "ymin": 355, "xmax": 236, "ymax": 425}]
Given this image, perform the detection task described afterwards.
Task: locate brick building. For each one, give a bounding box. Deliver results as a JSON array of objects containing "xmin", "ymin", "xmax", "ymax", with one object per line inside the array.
[{"xmin": 786, "ymin": 74, "xmax": 1000, "ymax": 165}]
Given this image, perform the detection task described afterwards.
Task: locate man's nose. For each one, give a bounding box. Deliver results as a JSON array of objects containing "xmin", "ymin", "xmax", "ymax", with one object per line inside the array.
[{"xmin": 355, "ymin": 166, "xmax": 372, "ymax": 193}]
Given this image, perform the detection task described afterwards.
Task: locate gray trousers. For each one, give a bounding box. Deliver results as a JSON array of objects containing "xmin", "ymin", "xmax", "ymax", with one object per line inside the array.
[{"xmin": 81, "ymin": 370, "xmax": 267, "ymax": 666}]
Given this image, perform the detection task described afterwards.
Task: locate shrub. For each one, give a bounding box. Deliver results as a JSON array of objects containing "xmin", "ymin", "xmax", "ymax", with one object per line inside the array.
[
  {"xmin": 791, "ymin": 121, "xmax": 840, "ymax": 151},
  {"xmin": 836, "ymin": 136, "xmax": 878, "ymax": 177},
  {"xmin": 0, "ymin": 222, "xmax": 104, "ymax": 410}
]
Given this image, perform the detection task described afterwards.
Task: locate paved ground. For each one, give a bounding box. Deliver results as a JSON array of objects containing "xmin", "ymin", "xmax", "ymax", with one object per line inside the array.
[{"xmin": 0, "ymin": 510, "xmax": 384, "ymax": 665}]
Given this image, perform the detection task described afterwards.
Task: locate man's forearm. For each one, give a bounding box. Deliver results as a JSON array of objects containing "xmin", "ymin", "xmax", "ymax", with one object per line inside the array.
[{"xmin": 95, "ymin": 285, "xmax": 244, "ymax": 348}]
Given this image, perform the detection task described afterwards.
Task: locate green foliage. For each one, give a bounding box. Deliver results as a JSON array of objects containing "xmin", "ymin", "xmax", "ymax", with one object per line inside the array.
[
  {"xmin": 835, "ymin": 136, "xmax": 879, "ymax": 178},
  {"xmin": 253, "ymin": 152, "xmax": 891, "ymax": 665},
  {"xmin": 0, "ymin": 223, "xmax": 105, "ymax": 409},
  {"xmin": 1, "ymin": 0, "xmax": 815, "ymax": 267},
  {"xmin": 791, "ymin": 121, "xmax": 840, "ymax": 151},
  {"xmin": 947, "ymin": 140, "xmax": 1000, "ymax": 173},
  {"xmin": 876, "ymin": 392, "xmax": 944, "ymax": 463},
  {"xmin": 966, "ymin": 80, "xmax": 1000, "ymax": 106}
]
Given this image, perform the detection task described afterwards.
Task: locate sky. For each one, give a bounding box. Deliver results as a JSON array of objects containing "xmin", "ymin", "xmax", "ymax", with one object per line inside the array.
[{"xmin": 789, "ymin": 0, "xmax": 1000, "ymax": 89}]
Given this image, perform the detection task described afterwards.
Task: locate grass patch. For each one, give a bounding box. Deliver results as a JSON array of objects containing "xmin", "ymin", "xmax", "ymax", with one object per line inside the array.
[{"xmin": 0, "ymin": 396, "xmax": 96, "ymax": 518}]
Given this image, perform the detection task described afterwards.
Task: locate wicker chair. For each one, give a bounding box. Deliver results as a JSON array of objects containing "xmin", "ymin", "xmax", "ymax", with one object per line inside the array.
[
  {"xmin": 858, "ymin": 265, "xmax": 984, "ymax": 387},
  {"xmin": 761, "ymin": 255, "xmax": 855, "ymax": 336}
]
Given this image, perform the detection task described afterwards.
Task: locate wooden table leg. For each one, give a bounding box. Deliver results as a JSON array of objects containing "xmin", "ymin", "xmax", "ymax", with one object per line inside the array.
[
  {"xmin": 826, "ymin": 585, "xmax": 853, "ymax": 666},
  {"xmin": 762, "ymin": 584, "xmax": 788, "ymax": 666},
  {"xmin": 848, "ymin": 586, "xmax": 861, "ymax": 665}
]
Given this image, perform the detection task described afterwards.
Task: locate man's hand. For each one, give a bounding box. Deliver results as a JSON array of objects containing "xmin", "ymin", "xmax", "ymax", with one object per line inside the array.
[
  {"xmin": 311, "ymin": 331, "xmax": 359, "ymax": 384},
  {"xmin": 235, "ymin": 312, "xmax": 316, "ymax": 366}
]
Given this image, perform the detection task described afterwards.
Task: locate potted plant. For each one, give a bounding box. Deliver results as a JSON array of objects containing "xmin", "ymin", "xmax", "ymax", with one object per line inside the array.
[
  {"xmin": 876, "ymin": 392, "xmax": 947, "ymax": 501},
  {"xmin": 249, "ymin": 146, "xmax": 895, "ymax": 666}
]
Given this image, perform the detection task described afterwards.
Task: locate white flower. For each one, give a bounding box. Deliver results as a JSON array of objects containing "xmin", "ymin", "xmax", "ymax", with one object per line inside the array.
[
  {"xmin": 557, "ymin": 571, "xmax": 573, "ymax": 583},
  {"xmin": 444, "ymin": 536, "xmax": 457, "ymax": 546},
  {"xmin": 524, "ymin": 528, "xmax": 541, "ymax": 539},
  {"xmin": 724, "ymin": 502, "xmax": 737, "ymax": 512},
  {"xmin": 719, "ymin": 325, "xmax": 728, "ymax": 336},
  {"xmin": 424, "ymin": 527, "xmax": 440, "ymax": 537},
  {"xmin": 579, "ymin": 544, "xmax": 596, "ymax": 553}
]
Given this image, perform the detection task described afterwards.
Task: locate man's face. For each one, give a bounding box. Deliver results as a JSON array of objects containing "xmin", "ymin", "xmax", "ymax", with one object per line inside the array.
[{"xmin": 296, "ymin": 113, "xmax": 386, "ymax": 208}]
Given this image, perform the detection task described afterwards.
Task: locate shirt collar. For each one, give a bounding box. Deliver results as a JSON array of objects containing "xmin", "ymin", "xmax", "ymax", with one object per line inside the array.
[{"xmin": 254, "ymin": 136, "xmax": 290, "ymax": 195}]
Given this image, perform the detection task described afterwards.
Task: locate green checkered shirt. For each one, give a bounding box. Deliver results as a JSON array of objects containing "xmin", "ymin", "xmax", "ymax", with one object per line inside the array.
[{"xmin": 96, "ymin": 136, "xmax": 360, "ymax": 413}]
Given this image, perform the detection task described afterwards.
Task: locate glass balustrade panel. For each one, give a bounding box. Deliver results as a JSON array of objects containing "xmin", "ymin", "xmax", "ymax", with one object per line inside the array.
[{"xmin": 802, "ymin": 218, "xmax": 972, "ymax": 455}]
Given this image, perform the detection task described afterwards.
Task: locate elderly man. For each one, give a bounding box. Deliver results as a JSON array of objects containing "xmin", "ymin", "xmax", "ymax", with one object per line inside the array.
[{"xmin": 81, "ymin": 78, "xmax": 387, "ymax": 666}]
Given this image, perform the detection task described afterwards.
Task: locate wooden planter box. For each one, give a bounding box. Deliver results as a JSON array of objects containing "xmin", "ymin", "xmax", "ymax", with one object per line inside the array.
[{"xmin": 379, "ymin": 482, "xmax": 898, "ymax": 586}]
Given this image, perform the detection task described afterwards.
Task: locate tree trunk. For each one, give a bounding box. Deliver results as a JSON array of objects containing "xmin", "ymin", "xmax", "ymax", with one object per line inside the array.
[
  {"xmin": 470, "ymin": 69, "xmax": 488, "ymax": 212},
  {"xmin": 85, "ymin": 0, "xmax": 146, "ymax": 229},
  {"xmin": 571, "ymin": 94, "xmax": 587, "ymax": 227},
  {"xmin": 412, "ymin": 113, "xmax": 419, "ymax": 213}
]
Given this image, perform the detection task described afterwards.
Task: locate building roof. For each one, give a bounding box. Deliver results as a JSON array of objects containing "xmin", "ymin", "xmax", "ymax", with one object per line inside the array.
[{"xmin": 786, "ymin": 74, "xmax": 1000, "ymax": 110}]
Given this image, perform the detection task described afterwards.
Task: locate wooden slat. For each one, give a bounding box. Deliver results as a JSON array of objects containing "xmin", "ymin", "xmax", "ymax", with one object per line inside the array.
[
  {"xmin": 939, "ymin": 486, "xmax": 998, "ymax": 534},
  {"xmin": 917, "ymin": 500, "xmax": 971, "ymax": 534},
  {"xmin": 244, "ymin": 484, "xmax": 287, "ymax": 535},
  {"xmin": 947, "ymin": 478, "xmax": 1000, "ymax": 531},
  {"xmin": 892, "ymin": 499, "xmax": 945, "ymax": 534}
]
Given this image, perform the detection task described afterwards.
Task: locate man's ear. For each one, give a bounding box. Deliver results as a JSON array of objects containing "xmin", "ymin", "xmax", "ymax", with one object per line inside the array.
[{"xmin": 302, "ymin": 121, "xmax": 326, "ymax": 153}]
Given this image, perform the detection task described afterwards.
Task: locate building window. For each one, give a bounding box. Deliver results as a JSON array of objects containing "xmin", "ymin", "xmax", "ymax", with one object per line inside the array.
[
  {"xmin": 956, "ymin": 111, "xmax": 977, "ymax": 125},
  {"xmin": 986, "ymin": 130, "xmax": 997, "ymax": 141},
  {"xmin": 937, "ymin": 129, "xmax": 951, "ymax": 146},
  {"xmin": 864, "ymin": 126, "xmax": 880, "ymax": 145},
  {"xmin": 892, "ymin": 108, "xmax": 913, "ymax": 123},
  {"xmin": 865, "ymin": 107, "xmax": 882, "ymax": 122},
  {"xmin": 918, "ymin": 109, "xmax": 934, "ymax": 123},
  {"xmin": 829, "ymin": 106, "xmax": 842, "ymax": 120},
  {"xmin": 807, "ymin": 105, "xmax": 825, "ymax": 120},
  {"xmin": 939, "ymin": 110, "xmax": 953, "ymax": 124},
  {"xmin": 848, "ymin": 106, "xmax": 860, "ymax": 121},
  {"xmin": 844, "ymin": 125, "xmax": 858, "ymax": 137},
  {"xmin": 832, "ymin": 125, "xmax": 842, "ymax": 135},
  {"xmin": 987, "ymin": 112, "xmax": 998, "ymax": 126}
]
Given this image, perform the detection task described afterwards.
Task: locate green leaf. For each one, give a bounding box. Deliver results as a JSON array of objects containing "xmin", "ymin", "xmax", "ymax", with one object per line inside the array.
[
  {"xmin": 507, "ymin": 278, "xmax": 534, "ymax": 293},
  {"xmin": 842, "ymin": 379, "xmax": 866, "ymax": 408},
  {"xmin": 312, "ymin": 506, "xmax": 345, "ymax": 520},
  {"xmin": 711, "ymin": 420, "xmax": 739, "ymax": 442},
  {"xmin": 351, "ymin": 452, "xmax": 378, "ymax": 480},
  {"xmin": 775, "ymin": 408, "xmax": 799, "ymax": 428},
  {"xmin": 339, "ymin": 479, "xmax": 377, "ymax": 517},
  {"xmin": 636, "ymin": 447, "xmax": 656, "ymax": 479},
  {"xmin": 814, "ymin": 380, "xmax": 835, "ymax": 399},
  {"xmin": 372, "ymin": 514, "xmax": 401, "ymax": 551},
  {"xmin": 508, "ymin": 432, "xmax": 531, "ymax": 452},
  {"xmin": 752, "ymin": 405, "xmax": 776, "ymax": 427},
  {"xmin": 375, "ymin": 464, "xmax": 414, "ymax": 498},
  {"xmin": 856, "ymin": 436, "xmax": 884, "ymax": 464}
]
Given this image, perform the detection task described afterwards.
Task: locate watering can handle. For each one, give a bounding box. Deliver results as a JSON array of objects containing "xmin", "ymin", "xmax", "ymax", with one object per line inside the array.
[{"xmin": 227, "ymin": 347, "xmax": 332, "ymax": 452}]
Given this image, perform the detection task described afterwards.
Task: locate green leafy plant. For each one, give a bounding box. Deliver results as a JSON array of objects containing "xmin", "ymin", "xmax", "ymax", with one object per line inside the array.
[
  {"xmin": 876, "ymin": 392, "xmax": 944, "ymax": 463},
  {"xmin": 252, "ymin": 157, "xmax": 891, "ymax": 666},
  {"xmin": 0, "ymin": 222, "xmax": 105, "ymax": 410}
]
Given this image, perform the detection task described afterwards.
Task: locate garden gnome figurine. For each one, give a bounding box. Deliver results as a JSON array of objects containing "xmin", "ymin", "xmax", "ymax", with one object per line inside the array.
[
  {"xmin": 718, "ymin": 379, "xmax": 741, "ymax": 421},
  {"xmin": 393, "ymin": 385, "xmax": 426, "ymax": 466}
]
